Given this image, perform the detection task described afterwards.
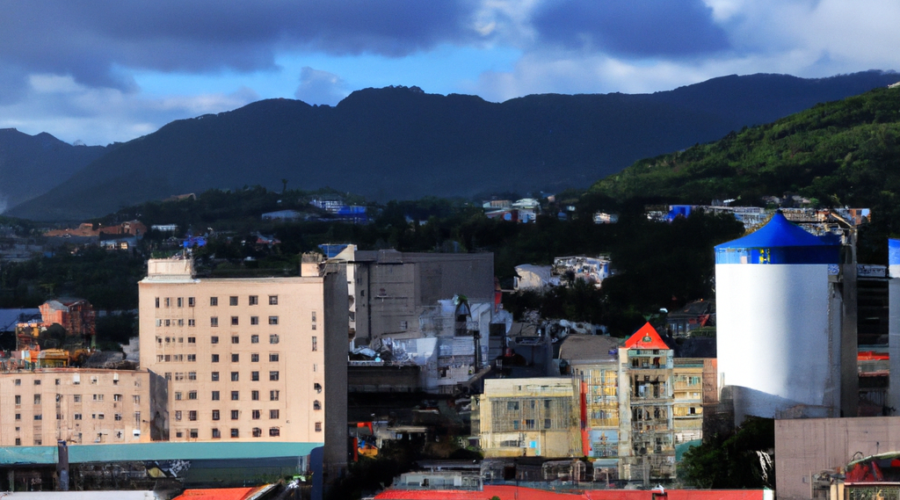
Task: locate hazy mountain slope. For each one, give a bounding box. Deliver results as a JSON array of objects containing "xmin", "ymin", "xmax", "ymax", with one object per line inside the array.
[
  {"xmin": 0, "ymin": 129, "xmax": 107, "ymax": 211},
  {"xmin": 8, "ymin": 71, "xmax": 899, "ymax": 221}
]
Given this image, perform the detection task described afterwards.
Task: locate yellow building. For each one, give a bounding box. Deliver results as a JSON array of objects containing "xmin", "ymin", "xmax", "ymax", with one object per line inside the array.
[
  {"xmin": 672, "ymin": 358, "xmax": 705, "ymax": 445},
  {"xmin": 0, "ymin": 369, "xmax": 166, "ymax": 446},
  {"xmin": 474, "ymin": 378, "xmax": 580, "ymax": 457},
  {"xmin": 138, "ymin": 257, "xmax": 348, "ymax": 469}
]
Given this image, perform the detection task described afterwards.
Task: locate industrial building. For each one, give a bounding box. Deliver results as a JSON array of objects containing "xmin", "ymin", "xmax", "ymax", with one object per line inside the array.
[
  {"xmin": 715, "ymin": 211, "xmax": 857, "ymax": 422},
  {"xmin": 137, "ymin": 256, "xmax": 348, "ymax": 473}
]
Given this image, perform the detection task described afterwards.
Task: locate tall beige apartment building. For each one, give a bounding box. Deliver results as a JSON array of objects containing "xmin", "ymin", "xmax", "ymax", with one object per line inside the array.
[
  {"xmin": 138, "ymin": 257, "xmax": 348, "ymax": 468},
  {"xmin": 0, "ymin": 369, "xmax": 167, "ymax": 446}
]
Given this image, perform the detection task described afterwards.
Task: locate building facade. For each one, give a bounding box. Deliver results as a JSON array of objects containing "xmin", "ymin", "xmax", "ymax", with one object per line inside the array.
[
  {"xmin": 474, "ymin": 378, "xmax": 580, "ymax": 458},
  {"xmin": 0, "ymin": 368, "xmax": 166, "ymax": 446},
  {"xmin": 138, "ymin": 257, "xmax": 348, "ymax": 469}
]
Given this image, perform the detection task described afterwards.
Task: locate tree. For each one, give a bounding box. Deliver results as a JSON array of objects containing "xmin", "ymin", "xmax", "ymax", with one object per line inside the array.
[{"xmin": 679, "ymin": 417, "xmax": 775, "ymax": 489}]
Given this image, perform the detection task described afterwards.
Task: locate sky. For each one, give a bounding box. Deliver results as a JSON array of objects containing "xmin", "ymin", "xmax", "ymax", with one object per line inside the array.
[{"xmin": 1, "ymin": 0, "xmax": 899, "ymax": 146}]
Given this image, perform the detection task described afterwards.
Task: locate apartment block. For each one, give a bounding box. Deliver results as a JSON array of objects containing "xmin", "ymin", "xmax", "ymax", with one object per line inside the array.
[
  {"xmin": 474, "ymin": 378, "xmax": 580, "ymax": 458},
  {"xmin": 617, "ymin": 323, "xmax": 676, "ymax": 481},
  {"xmin": 138, "ymin": 257, "xmax": 348, "ymax": 469},
  {"xmin": 0, "ymin": 369, "xmax": 166, "ymax": 446}
]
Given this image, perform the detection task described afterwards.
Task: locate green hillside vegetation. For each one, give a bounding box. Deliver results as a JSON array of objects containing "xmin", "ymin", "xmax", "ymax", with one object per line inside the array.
[{"xmin": 590, "ymin": 86, "xmax": 900, "ymax": 261}]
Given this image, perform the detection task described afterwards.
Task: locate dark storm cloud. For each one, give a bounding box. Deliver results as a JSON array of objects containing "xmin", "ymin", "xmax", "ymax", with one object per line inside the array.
[
  {"xmin": 0, "ymin": 1, "xmax": 479, "ymax": 93},
  {"xmin": 531, "ymin": 0, "xmax": 730, "ymax": 58}
]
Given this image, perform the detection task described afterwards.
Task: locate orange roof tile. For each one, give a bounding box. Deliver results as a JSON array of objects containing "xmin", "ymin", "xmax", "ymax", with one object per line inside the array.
[{"xmin": 623, "ymin": 322, "xmax": 670, "ymax": 350}]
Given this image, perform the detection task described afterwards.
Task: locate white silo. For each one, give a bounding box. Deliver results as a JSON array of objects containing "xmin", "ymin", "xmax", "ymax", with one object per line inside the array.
[{"xmin": 715, "ymin": 211, "xmax": 847, "ymax": 422}]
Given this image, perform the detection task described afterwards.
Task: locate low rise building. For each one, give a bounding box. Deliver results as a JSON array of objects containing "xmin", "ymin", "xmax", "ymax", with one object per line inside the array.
[
  {"xmin": 474, "ymin": 377, "xmax": 580, "ymax": 457},
  {"xmin": 0, "ymin": 368, "xmax": 167, "ymax": 446}
]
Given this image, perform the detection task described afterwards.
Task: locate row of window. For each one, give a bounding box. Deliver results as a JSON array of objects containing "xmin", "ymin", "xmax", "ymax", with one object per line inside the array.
[
  {"xmin": 157, "ymin": 352, "xmax": 285, "ymax": 364},
  {"xmin": 12, "ymin": 377, "xmax": 138, "ymax": 387},
  {"xmin": 175, "ymin": 425, "xmax": 309, "ymax": 439},
  {"xmin": 156, "ymin": 295, "xmax": 279, "ymax": 308},
  {"xmin": 156, "ymin": 334, "xmax": 294, "ymax": 346},
  {"xmin": 155, "ymin": 316, "xmax": 280, "ymax": 327},
  {"xmin": 175, "ymin": 408, "xmax": 289, "ymax": 421},
  {"xmin": 14, "ymin": 394, "xmax": 139, "ymax": 404},
  {"xmin": 171, "ymin": 384, "xmax": 322, "ymax": 402},
  {"xmin": 171, "ymin": 371, "xmax": 280, "ymax": 389},
  {"xmin": 14, "ymin": 412, "xmax": 130, "ymax": 421}
]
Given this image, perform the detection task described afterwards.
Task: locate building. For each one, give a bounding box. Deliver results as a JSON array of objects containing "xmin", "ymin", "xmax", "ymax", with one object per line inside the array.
[
  {"xmin": 557, "ymin": 335, "xmax": 620, "ymax": 477},
  {"xmin": 137, "ymin": 256, "xmax": 348, "ymax": 472},
  {"xmin": 715, "ymin": 211, "xmax": 856, "ymax": 422},
  {"xmin": 261, "ymin": 210, "xmax": 304, "ymax": 222},
  {"xmin": 473, "ymin": 377, "xmax": 580, "ymax": 458},
  {"xmin": 38, "ymin": 299, "xmax": 96, "ymax": 338},
  {"xmin": 617, "ymin": 323, "xmax": 676, "ymax": 481},
  {"xmin": 0, "ymin": 368, "xmax": 167, "ymax": 447},
  {"xmin": 329, "ymin": 247, "xmax": 494, "ymax": 345}
]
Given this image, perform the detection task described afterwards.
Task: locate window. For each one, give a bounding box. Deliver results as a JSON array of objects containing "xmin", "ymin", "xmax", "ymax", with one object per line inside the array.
[
  {"xmin": 189, "ymin": 411, "xmax": 197, "ymax": 421},
  {"xmin": 231, "ymin": 372, "xmax": 239, "ymax": 382},
  {"xmin": 270, "ymin": 390, "xmax": 280, "ymax": 401},
  {"xmin": 232, "ymin": 354, "xmax": 239, "ymax": 362},
  {"xmin": 113, "ymin": 394, "xmax": 123, "ymax": 402},
  {"xmin": 188, "ymin": 372, "xmax": 196, "ymax": 381},
  {"xmin": 165, "ymin": 319, "xmax": 171, "ymax": 327},
  {"xmin": 188, "ymin": 337, "xmax": 196, "ymax": 344},
  {"xmin": 513, "ymin": 420, "xmax": 520, "ymax": 430},
  {"xmin": 188, "ymin": 297, "xmax": 195, "ymax": 307},
  {"xmin": 155, "ymin": 297, "xmax": 160, "ymax": 308},
  {"xmin": 231, "ymin": 428, "xmax": 239, "ymax": 438},
  {"xmin": 188, "ymin": 391, "xmax": 197, "ymax": 400},
  {"xmin": 311, "ymin": 324, "xmax": 316, "ymax": 331},
  {"xmin": 93, "ymin": 394, "xmax": 104, "ymax": 402},
  {"xmin": 74, "ymin": 413, "xmax": 82, "ymax": 420},
  {"xmin": 35, "ymin": 379, "xmax": 42, "ymax": 385},
  {"xmin": 165, "ymin": 298, "xmax": 171, "ymax": 307},
  {"xmin": 74, "ymin": 395, "xmax": 82, "ymax": 403},
  {"xmin": 165, "ymin": 372, "xmax": 172, "ymax": 380},
  {"xmin": 315, "ymin": 422, "xmax": 322, "ymax": 432},
  {"xmin": 400, "ymin": 321, "xmax": 408, "ymax": 330},
  {"xmin": 231, "ymin": 391, "xmax": 239, "ymax": 401},
  {"xmin": 251, "ymin": 390, "xmax": 260, "ymax": 401},
  {"xmin": 34, "ymin": 414, "xmax": 42, "ymax": 420},
  {"xmin": 313, "ymin": 400, "xmax": 321, "ymax": 410},
  {"xmin": 15, "ymin": 413, "xmax": 20, "ymax": 420},
  {"xmin": 176, "ymin": 431, "xmax": 183, "ymax": 438},
  {"xmin": 231, "ymin": 410, "xmax": 239, "ymax": 420},
  {"xmin": 230, "ymin": 296, "xmax": 238, "ymax": 306},
  {"xmin": 14, "ymin": 378, "xmax": 21, "ymax": 386},
  {"xmin": 212, "ymin": 428, "xmax": 221, "ymax": 439},
  {"xmin": 156, "ymin": 319, "xmax": 163, "ymax": 327},
  {"xmin": 270, "ymin": 409, "xmax": 280, "ymax": 419},
  {"xmin": 211, "ymin": 354, "xmax": 219, "ymax": 363},
  {"xmin": 311, "ymin": 336, "xmax": 318, "ymax": 351},
  {"xmin": 175, "ymin": 373, "xmax": 184, "ymax": 381},
  {"xmin": 187, "ymin": 354, "xmax": 196, "ymax": 362},
  {"xmin": 507, "ymin": 401, "xmax": 519, "ymax": 411},
  {"xmin": 314, "ymin": 383, "xmax": 322, "ymax": 393},
  {"xmin": 253, "ymin": 428, "xmax": 262, "ymax": 437},
  {"xmin": 190, "ymin": 429, "xmax": 198, "ymax": 439},
  {"xmin": 269, "ymin": 353, "xmax": 279, "ymax": 362},
  {"xmin": 174, "ymin": 392, "xmax": 182, "ymax": 401},
  {"xmin": 177, "ymin": 297, "xmax": 183, "ymax": 308},
  {"xmin": 251, "ymin": 353, "xmax": 260, "ymax": 362},
  {"xmin": 212, "ymin": 372, "xmax": 219, "ymax": 382},
  {"xmin": 188, "ymin": 319, "xmax": 195, "ymax": 327},
  {"xmin": 251, "ymin": 334, "xmax": 259, "ymax": 343},
  {"xmin": 249, "ymin": 409, "xmax": 261, "ymax": 420},
  {"xmin": 211, "ymin": 336, "xmax": 219, "ymax": 344},
  {"xmin": 270, "ymin": 428, "xmax": 281, "ymax": 437},
  {"xmin": 231, "ymin": 335, "xmax": 239, "ymax": 344},
  {"xmin": 268, "ymin": 316, "xmax": 279, "ymax": 325},
  {"xmin": 211, "ymin": 317, "xmax": 218, "ymax": 327},
  {"xmin": 269, "ymin": 371, "xmax": 279, "ymax": 381},
  {"xmin": 251, "ymin": 371, "xmax": 259, "ymax": 381},
  {"xmin": 250, "ymin": 317, "xmax": 259, "ymax": 326},
  {"xmin": 269, "ymin": 295, "xmax": 278, "ymax": 305},
  {"xmin": 311, "ymin": 311, "xmax": 317, "ymax": 322},
  {"xmin": 525, "ymin": 419, "xmax": 535, "ymax": 429},
  {"xmin": 249, "ymin": 295, "xmax": 258, "ymax": 305},
  {"xmin": 210, "ymin": 297, "xmax": 218, "ymax": 306},
  {"xmin": 13, "ymin": 395, "xmax": 22, "ymax": 405},
  {"xmin": 133, "ymin": 395, "xmax": 140, "ymax": 403},
  {"xmin": 269, "ymin": 334, "xmax": 279, "ymax": 344},
  {"xmin": 212, "ymin": 410, "xmax": 220, "ymax": 420},
  {"xmin": 231, "ymin": 317, "xmax": 239, "ymax": 326},
  {"xmin": 211, "ymin": 391, "xmax": 220, "ymax": 401}
]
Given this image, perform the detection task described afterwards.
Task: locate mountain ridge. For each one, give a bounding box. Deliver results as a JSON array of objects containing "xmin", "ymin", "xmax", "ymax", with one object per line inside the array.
[{"xmin": 7, "ymin": 70, "xmax": 900, "ymax": 221}]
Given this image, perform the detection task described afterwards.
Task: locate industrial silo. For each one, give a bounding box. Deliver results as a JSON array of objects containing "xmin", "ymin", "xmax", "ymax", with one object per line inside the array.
[
  {"xmin": 715, "ymin": 211, "xmax": 851, "ymax": 422},
  {"xmin": 889, "ymin": 239, "xmax": 900, "ymax": 410}
]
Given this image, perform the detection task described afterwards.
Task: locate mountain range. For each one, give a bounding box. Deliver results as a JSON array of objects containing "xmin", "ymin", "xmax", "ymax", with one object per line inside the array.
[{"xmin": 5, "ymin": 70, "xmax": 900, "ymax": 221}]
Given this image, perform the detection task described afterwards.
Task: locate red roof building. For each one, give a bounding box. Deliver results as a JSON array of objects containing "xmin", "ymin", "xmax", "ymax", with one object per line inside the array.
[{"xmin": 624, "ymin": 322, "xmax": 670, "ymax": 350}]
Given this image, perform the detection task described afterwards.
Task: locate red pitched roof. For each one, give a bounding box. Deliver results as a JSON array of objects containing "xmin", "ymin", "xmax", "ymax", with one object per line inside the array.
[{"xmin": 624, "ymin": 322, "xmax": 670, "ymax": 350}]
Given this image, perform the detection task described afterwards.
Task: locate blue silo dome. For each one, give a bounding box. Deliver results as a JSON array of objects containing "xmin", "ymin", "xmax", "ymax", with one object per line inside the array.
[{"xmin": 715, "ymin": 211, "xmax": 840, "ymax": 264}]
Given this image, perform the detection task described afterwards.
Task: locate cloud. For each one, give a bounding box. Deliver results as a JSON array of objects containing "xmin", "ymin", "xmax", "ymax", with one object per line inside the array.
[
  {"xmin": 531, "ymin": 0, "xmax": 730, "ymax": 58},
  {"xmin": 0, "ymin": 1, "xmax": 482, "ymax": 98},
  {"xmin": 0, "ymin": 75, "xmax": 259, "ymax": 145},
  {"xmin": 294, "ymin": 67, "xmax": 348, "ymax": 105}
]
